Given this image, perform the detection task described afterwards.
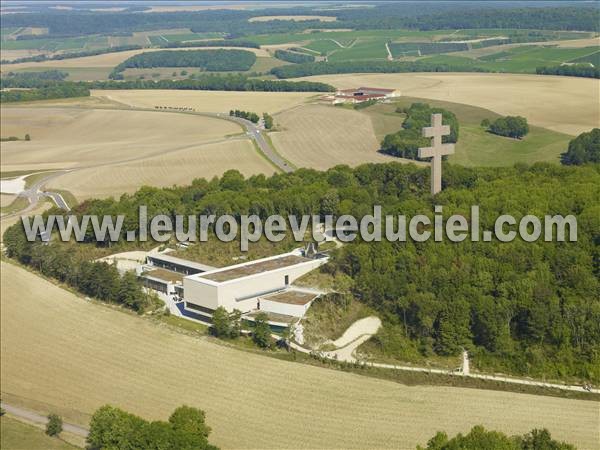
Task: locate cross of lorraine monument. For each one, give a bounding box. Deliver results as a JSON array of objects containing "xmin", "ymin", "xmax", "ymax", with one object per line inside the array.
[{"xmin": 418, "ymin": 113, "xmax": 455, "ymax": 195}]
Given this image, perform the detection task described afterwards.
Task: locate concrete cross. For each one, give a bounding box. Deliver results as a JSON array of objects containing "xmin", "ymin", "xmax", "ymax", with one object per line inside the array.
[{"xmin": 418, "ymin": 113, "xmax": 455, "ymax": 195}]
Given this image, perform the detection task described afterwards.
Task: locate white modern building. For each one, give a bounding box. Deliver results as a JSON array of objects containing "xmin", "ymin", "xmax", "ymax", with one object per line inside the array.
[{"xmin": 182, "ymin": 251, "xmax": 327, "ymax": 322}]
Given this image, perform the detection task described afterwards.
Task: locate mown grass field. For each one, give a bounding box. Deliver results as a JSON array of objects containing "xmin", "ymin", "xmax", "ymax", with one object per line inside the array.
[
  {"xmin": 0, "ymin": 416, "xmax": 78, "ymax": 450},
  {"xmin": 2, "ymin": 261, "xmax": 599, "ymax": 450},
  {"xmin": 298, "ymin": 72, "xmax": 599, "ymax": 136}
]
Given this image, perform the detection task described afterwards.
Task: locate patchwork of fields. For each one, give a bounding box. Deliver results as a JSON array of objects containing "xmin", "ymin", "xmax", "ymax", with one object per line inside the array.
[{"xmin": 2, "ymin": 261, "xmax": 599, "ymax": 450}]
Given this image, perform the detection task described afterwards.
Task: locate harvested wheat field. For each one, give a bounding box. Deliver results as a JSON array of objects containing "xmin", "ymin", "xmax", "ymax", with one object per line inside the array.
[
  {"xmin": 271, "ymin": 104, "xmax": 403, "ymax": 169},
  {"xmin": 93, "ymin": 89, "xmax": 315, "ymax": 114},
  {"xmin": 49, "ymin": 139, "xmax": 275, "ymax": 199},
  {"xmin": 299, "ymin": 73, "xmax": 599, "ymax": 135},
  {"xmin": 0, "ymin": 107, "xmax": 240, "ymax": 172},
  {"xmin": 1, "ymin": 46, "xmax": 269, "ymax": 72},
  {"xmin": 1, "ymin": 262, "xmax": 598, "ymax": 450}
]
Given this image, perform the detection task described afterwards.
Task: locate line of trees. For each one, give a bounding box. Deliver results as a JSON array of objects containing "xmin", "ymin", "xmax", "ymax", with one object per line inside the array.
[
  {"xmin": 0, "ymin": 44, "xmax": 143, "ymax": 65},
  {"xmin": 274, "ymin": 49, "xmax": 315, "ymax": 64},
  {"xmin": 110, "ymin": 49, "xmax": 257, "ymax": 79},
  {"xmin": 0, "ymin": 83, "xmax": 90, "ymax": 103},
  {"xmin": 163, "ymin": 39, "xmax": 259, "ymax": 49},
  {"xmin": 560, "ymin": 128, "xmax": 600, "ymax": 165},
  {"xmin": 1, "ymin": 72, "xmax": 334, "ymax": 98},
  {"xmin": 536, "ymin": 64, "xmax": 600, "ymax": 79},
  {"xmin": 487, "ymin": 116, "xmax": 529, "ymax": 139},
  {"xmin": 229, "ymin": 109, "xmax": 260, "ymax": 123},
  {"xmin": 87, "ymin": 404, "xmax": 219, "ymax": 450},
  {"xmin": 381, "ymin": 103, "xmax": 459, "ymax": 159},
  {"xmin": 270, "ymin": 60, "xmax": 489, "ymax": 79},
  {"xmin": 90, "ymin": 75, "xmax": 334, "ymax": 92}
]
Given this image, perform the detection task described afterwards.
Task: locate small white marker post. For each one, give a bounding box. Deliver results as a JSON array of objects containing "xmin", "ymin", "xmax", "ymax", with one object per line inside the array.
[{"xmin": 418, "ymin": 113, "xmax": 455, "ymax": 195}]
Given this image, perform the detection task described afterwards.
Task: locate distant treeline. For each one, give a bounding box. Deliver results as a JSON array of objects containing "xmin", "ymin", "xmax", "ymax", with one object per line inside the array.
[
  {"xmin": 271, "ymin": 60, "xmax": 489, "ymax": 79},
  {"xmin": 2, "ymin": 5, "xmax": 598, "ymax": 37},
  {"xmin": 381, "ymin": 103, "xmax": 459, "ymax": 160},
  {"xmin": 1, "ymin": 70, "xmax": 68, "ymax": 87},
  {"xmin": 274, "ymin": 49, "xmax": 315, "ymax": 64},
  {"xmin": 0, "ymin": 83, "xmax": 90, "ymax": 103},
  {"xmin": 0, "ymin": 71, "xmax": 332, "ymax": 103},
  {"xmin": 162, "ymin": 39, "xmax": 260, "ymax": 49},
  {"xmin": 0, "ymin": 45, "xmax": 143, "ymax": 65},
  {"xmin": 91, "ymin": 75, "xmax": 334, "ymax": 92},
  {"xmin": 110, "ymin": 49, "xmax": 257, "ymax": 79},
  {"xmin": 536, "ymin": 64, "xmax": 600, "ymax": 79}
]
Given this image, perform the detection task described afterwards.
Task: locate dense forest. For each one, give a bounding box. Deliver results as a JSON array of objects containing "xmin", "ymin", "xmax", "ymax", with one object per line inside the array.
[
  {"xmin": 420, "ymin": 425, "xmax": 574, "ymax": 450},
  {"xmin": 270, "ymin": 60, "xmax": 489, "ymax": 79},
  {"xmin": 5, "ymin": 161, "xmax": 599, "ymax": 382},
  {"xmin": 560, "ymin": 128, "xmax": 600, "ymax": 166},
  {"xmin": 2, "ymin": 5, "xmax": 598, "ymax": 37},
  {"xmin": 110, "ymin": 49, "xmax": 256, "ymax": 79},
  {"xmin": 536, "ymin": 64, "xmax": 600, "ymax": 79},
  {"xmin": 381, "ymin": 103, "xmax": 459, "ymax": 160},
  {"xmin": 274, "ymin": 49, "xmax": 316, "ymax": 64}
]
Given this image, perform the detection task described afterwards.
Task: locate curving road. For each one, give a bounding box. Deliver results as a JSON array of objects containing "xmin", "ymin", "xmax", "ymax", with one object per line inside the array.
[{"xmin": 207, "ymin": 112, "xmax": 294, "ymax": 173}]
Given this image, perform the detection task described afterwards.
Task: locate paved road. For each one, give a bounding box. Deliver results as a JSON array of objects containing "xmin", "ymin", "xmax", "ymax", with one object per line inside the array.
[
  {"xmin": 208, "ymin": 113, "xmax": 294, "ymax": 173},
  {"xmin": 2, "ymin": 170, "xmax": 71, "ymax": 220},
  {"xmin": 1, "ymin": 402, "xmax": 89, "ymax": 437}
]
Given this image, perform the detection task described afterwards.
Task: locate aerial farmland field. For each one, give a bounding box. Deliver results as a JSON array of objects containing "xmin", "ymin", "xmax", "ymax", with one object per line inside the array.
[
  {"xmin": 1, "ymin": 2, "xmax": 599, "ymax": 449},
  {"xmin": 2, "ymin": 261, "xmax": 598, "ymax": 450}
]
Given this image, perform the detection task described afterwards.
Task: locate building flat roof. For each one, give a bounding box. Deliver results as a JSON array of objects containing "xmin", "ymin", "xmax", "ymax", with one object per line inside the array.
[
  {"xmin": 200, "ymin": 254, "xmax": 310, "ymax": 283},
  {"xmin": 261, "ymin": 289, "xmax": 317, "ymax": 305},
  {"xmin": 143, "ymin": 268, "xmax": 183, "ymax": 283},
  {"xmin": 147, "ymin": 254, "xmax": 216, "ymax": 272}
]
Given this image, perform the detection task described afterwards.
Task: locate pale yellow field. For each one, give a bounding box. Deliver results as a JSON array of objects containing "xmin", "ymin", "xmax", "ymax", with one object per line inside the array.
[
  {"xmin": 0, "ymin": 106, "xmax": 276, "ymax": 199},
  {"xmin": 1, "ymin": 261, "xmax": 598, "ymax": 450},
  {"xmin": 1, "ymin": 46, "xmax": 269, "ymax": 71},
  {"xmin": 93, "ymin": 89, "xmax": 315, "ymax": 114},
  {"xmin": 0, "ymin": 107, "xmax": 240, "ymax": 171},
  {"xmin": 271, "ymin": 104, "xmax": 405, "ymax": 169},
  {"xmin": 0, "ymin": 194, "xmax": 16, "ymax": 207},
  {"xmin": 299, "ymin": 73, "xmax": 600, "ymax": 136},
  {"xmin": 249, "ymin": 15, "xmax": 337, "ymax": 22},
  {"xmin": 49, "ymin": 139, "xmax": 275, "ymax": 199}
]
